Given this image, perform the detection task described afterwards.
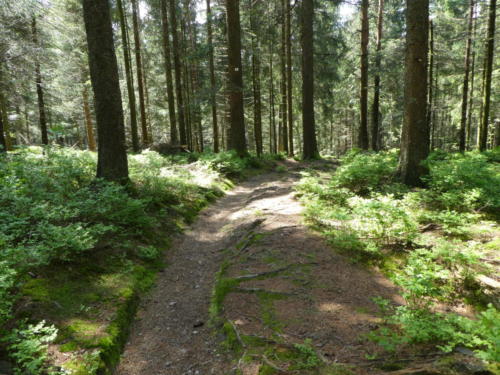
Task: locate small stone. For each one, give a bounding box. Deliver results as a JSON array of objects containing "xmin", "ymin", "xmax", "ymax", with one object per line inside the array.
[
  {"xmin": 169, "ymin": 301, "xmax": 177, "ymax": 306},
  {"xmin": 193, "ymin": 320, "xmax": 204, "ymax": 328}
]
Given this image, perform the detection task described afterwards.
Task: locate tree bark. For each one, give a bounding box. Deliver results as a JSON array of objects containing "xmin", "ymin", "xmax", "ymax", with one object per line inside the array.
[
  {"xmin": 478, "ymin": 0, "xmax": 496, "ymax": 151},
  {"xmin": 428, "ymin": 19, "xmax": 435, "ymax": 150},
  {"xmin": 0, "ymin": 105, "xmax": 6, "ymax": 152},
  {"xmin": 398, "ymin": 0, "xmax": 429, "ymax": 186},
  {"xmin": 168, "ymin": 0, "xmax": 187, "ymax": 145},
  {"xmin": 286, "ymin": 0, "xmax": 293, "ymax": 156},
  {"xmin": 459, "ymin": 0, "xmax": 475, "ymax": 152},
  {"xmin": 371, "ymin": 0, "xmax": 384, "ymax": 151},
  {"xmin": 0, "ymin": 78, "xmax": 12, "ymax": 150},
  {"xmin": 82, "ymin": 84, "xmax": 96, "ymax": 151},
  {"xmin": 160, "ymin": 0, "xmax": 178, "ymax": 144},
  {"xmin": 269, "ymin": 44, "xmax": 277, "ymax": 154},
  {"xmin": 32, "ymin": 17, "xmax": 48, "ymax": 145},
  {"xmin": 250, "ymin": 0, "xmax": 263, "ymax": 156},
  {"xmin": 301, "ymin": 0, "xmax": 318, "ymax": 159},
  {"xmin": 83, "ymin": 0, "xmax": 129, "ymax": 182},
  {"xmin": 117, "ymin": 0, "xmax": 140, "ymax": 152},
  {"xmin": 131, "ymin": 0, "xmax": 149, "ymax": 146},
  {"xmin": 280, "ymin": 0, "xmax": 288, "ymax": 154},
  {"xmin": 225, "ymin": 0, "xmax": 247, "ymax": 156},
  {"xmin": 206, "ymin": 0, "xmax": 219, "ymax": 152},
  {"xmin": 358, "ymin": 0, "xmax": 369, "ymax": 150}
]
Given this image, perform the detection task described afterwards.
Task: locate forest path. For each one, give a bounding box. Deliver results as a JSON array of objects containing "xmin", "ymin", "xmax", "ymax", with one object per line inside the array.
[{"xmin": 115, "ymin": 161, "xmax": 402, "ymax": 375}]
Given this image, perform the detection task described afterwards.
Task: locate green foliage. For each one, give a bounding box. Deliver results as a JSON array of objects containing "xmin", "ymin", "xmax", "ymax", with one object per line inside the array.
[
  {"xmin": 4, "ymin": 321, "xmax": 60, "ymax": 375},
  {"xmin": 291, "ymin": 339, "xmax": 321, "ymax": 370},
  {"xmin": 0, "ymin": 147, "xmax": 264, "ymax": 373},
  {"xmin": 332, "ymin": 149, "xmax": 399, "ymax": 195},
  {"xmin": 423, "ymin": 151, "xmax": 500, "ymax": 213},
  {"xmin": 298, "ymin": 150, "xmax": 499, "ymax": 365},
  {"xmin": 417, "ymin": 210, "xmax": 479, "ymax": 237},
  {"xmin": 369, "ymin": 304, "xmax": 500, "ymax": 362},
  {"xmin": 0, "ymin": 262, "xmax": 16, "ymax": 326}
]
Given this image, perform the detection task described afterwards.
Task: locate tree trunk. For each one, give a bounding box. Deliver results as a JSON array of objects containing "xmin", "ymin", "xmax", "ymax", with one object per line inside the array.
[
  {"xmin": 32, "ymin": 17, "xmax": 48, "ymax": 145},
  {"xmin": 250, "ymin": 0, "xmax": 263, "ymax": 156},
  {"xmin": 160, "ymin": 0, "xmax": 178, "ymax": 144},
  {"xmin": 269, "ymin": 45, "xmax": 277, "ymax": 154},
  {"xmin": 82, "ymin": 84, "xmax": 96, "ymax": 151},
  {"xmin": 428, "ymin": 19, "xmax": 435, "ymax": 150},
  {"xmin": 131, "ymin": 0, "xmax": 149, "ymax": 146},
  {"xmin": 280, "ymin": 0, "xmax": 288, "ymax": 154},
  {"xmin": 467, "ymin": 49, "xmax": 476, "ymax": 149},
  {"xmin": 478, "ymin": 0, "xmax": 496, "ymax": 151},
  {"xmin": 0, "ymin": 80, "xmax": 12, "ymax": 150},
  {"xmin": 358, "ymin": 0, "xmax": 369, "ymax": 150},
  {"xmin": 0, "ymin": 105, "xmax": 6, "ymax": 152},
  {"xmin": 286, "ymin": 0, "xmax": 294, "ymax": 156},
  {"xmin": 371, "ymin": 0, "xmax": 384, "ymax": 151},
  {"xmin": 301, "ymin": 0, "xmax": 318, "ymax": 159},
  {"xmin": 459, "ymin": 0, "xmax": 475, "ymax": 152},
  {"xmin": 398, "ymin": 0, "xmax": 429, "ymax": 186},
  {"xmin": 225, "ymin": 0, "xmax": 247, "ymax": 156},
  {"xmin": 117, "ymin": 0, "xmax": 140, "ymax": 152},
  {"xmin": 168, "ymin": 0, "xmax": 187, "ymax": 145},
  {"xmin": 83, "ymin": 0, "xmax": 129, "ymax": 182},
  {"xmin": 206, "ymin": 0, "xmax": 219, "ymax": 152}
]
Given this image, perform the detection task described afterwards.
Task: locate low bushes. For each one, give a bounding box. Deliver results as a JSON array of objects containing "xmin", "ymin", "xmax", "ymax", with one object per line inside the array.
[
  {"xmin": 0, "ymin": 146, "xmax": 268, "ymax": 374},
  {"xmin": 296, "ymin": 148, "xmax": 500, "ymax": 365}
]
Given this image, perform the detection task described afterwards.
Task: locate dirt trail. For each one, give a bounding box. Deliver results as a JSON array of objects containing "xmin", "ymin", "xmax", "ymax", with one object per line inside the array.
[{"xmin": 115, "ymin": 162, "xmax": 403, "ymax": 375}]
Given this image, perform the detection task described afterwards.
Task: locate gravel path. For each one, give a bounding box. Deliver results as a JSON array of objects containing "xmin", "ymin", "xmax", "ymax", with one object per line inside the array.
[
  {"xmin": 115, "ymin": 163, "xmax": 402, "ymax": 374},
  {"xmin": 115, "ymin": 168, "xmax": 300, "ymax": 374}
]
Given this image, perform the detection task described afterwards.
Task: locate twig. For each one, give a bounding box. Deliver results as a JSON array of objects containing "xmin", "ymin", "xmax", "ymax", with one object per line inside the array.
[
  {"xmin": 262, "ymin": 355, "xmax": 289, "ymax": 373},
  {"xmin": 228, "ymin": 319, "xmax": 246, "ymax": 349}
]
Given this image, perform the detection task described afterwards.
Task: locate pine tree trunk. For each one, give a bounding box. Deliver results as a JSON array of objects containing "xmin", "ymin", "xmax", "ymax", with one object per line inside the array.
[
  {"xmin": 131, "ymin": 0, "xmax": 149, "ymax": 146},
  {"xmin": 0, "ymin": 103, "xmax": 6, "ymax": 152},
  {"xmin": 371, "ymin": 0, "xmax": 384, "ymax": 151},
  {"xmin": 358, "ymin": 0, "xmax": 369, "ymax": 150},
  {"xmin": 32, "ymin": 17, "xmax": 48, "ymax": 145},
  {"xmin": 478, "ymin": 0, "xmax": 496, "ymax": 151},
  {"xmin": 467, "ymin": 48, "xmax": 476, "ymax": 149},
  {"xmin": 83, "ymin": 0, "xmax": 129, "ymax": 182},
  {"xmin": 301, "ymin": 0, "xmax": 318, "ymax": 159},
  {"xmin": 398, "ymin": 0, "xmax": 430, "ymax": 186},
  {"xmin": 280, "ymin": 0, "xmax": 288, "ymax": 154},
  {"xmin": 169, "ymin": 0, "xmax": 187, "ymax": 145},
  {"xmin": 82, "ymin": 84, "xmax": 96, "ymax": 151},
  {"xmin": 428, "ymin": 20, "xmax": 435, "ymax": 150},
  {"xmin": 225, "ymin": 0, "xmax": 247, "ymax": 156},
  {"xmin": 250, "ymin": 0, "xmax": 263, "ymax": 156},
  {"xmin": 0, "ymin": 81, "xmax": 12, "ymax": 150},
  {"xmin": 269, "ymin": 45, "xmax": 277, "ymax": 154},
  {"xmin": 206, "ymin": 0, "xmax": 219, "ymax": 152},
  {"xmin": 160, "ymin": 0, "xmax": 178, "ymax": 144},
  {"xmin": 117, "ymin": 0, "xmax": 140, "ymax": 152},
  {"xmin": 286, "ymin": 0, "xmax": 294, "ymax": 156},
  {"xmin": 459, "ymin": 0, "xmax": 475, "ymax": 152}
]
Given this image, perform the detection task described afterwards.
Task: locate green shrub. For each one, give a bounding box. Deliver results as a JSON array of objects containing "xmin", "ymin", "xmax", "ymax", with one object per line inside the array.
[
  {"xmin": 423, "ymin": 151, "xmax": 500, "ymax": 212},
  {"xmin": 370, "ymin": 303, "xmax": 499, "ymax": 362},
  {"xmin": 417, "ymin": 210, "xmax": 479, "ymax": 237},
  {"xmin": 4, "ymin": 320, "xmax": 59, "ymax": 375},
  {"xmin": 347, "ymin": 195, "xmax": 418, "ymax": 245},
  {"xmin": 332, "ymin": 149, "xmax": 399, "ymax": 194}
]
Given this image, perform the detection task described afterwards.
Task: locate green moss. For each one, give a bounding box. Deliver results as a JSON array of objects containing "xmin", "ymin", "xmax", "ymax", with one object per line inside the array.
[{"xmin": 59, "ymin": 341, "xmax": 79, "ymax": 352}]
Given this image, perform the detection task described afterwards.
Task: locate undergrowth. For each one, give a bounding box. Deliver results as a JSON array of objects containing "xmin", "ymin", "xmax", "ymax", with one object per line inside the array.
[
  {"xmin": 296, "ymin": 148, "xmax": 500, "ymax": 367},
  {"xmin": 0, "ymin": 146, "xmax": 272, "ymax": 374}
]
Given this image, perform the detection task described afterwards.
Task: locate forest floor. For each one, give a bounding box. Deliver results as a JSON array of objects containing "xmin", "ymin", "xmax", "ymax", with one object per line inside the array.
[{"xmin": 115, "ymin": 160, "xmax": 413, "ymax": 375}]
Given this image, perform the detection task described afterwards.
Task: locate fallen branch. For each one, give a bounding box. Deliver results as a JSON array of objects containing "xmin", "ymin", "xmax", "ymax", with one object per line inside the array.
[
  {"xmin": 228, "ymin": 319, "xmax": 246, "ymax": 349},
  {"xmin": 262, "ymin": 355, "xmax": 289, "ymax": 373}
]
